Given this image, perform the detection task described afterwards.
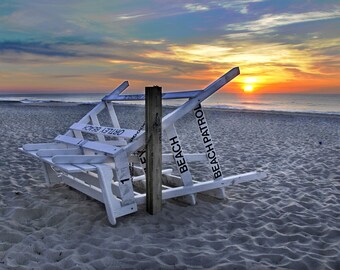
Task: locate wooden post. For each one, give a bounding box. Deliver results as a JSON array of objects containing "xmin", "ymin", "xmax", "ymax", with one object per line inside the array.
[{"xmin": 145, "ymin": 86, "xmax": 162, "ymax": 214}]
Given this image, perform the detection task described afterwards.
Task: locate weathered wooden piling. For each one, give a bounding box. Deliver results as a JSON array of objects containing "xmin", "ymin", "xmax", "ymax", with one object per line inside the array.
[{"xmin": 145, "ymin": 86, "xmax": 162, "ymax": 214}]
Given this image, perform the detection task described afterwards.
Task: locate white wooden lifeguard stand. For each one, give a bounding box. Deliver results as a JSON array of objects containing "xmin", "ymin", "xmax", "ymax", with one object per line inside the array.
[{"xmin": 21, "ymin": 67, "xmax": 266, "ymax": 225}]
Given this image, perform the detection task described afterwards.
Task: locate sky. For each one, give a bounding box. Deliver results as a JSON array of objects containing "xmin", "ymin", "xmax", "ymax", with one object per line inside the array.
[{"xmin": 0, "ymin": 0, "xmax": 339, "ymax": 94}]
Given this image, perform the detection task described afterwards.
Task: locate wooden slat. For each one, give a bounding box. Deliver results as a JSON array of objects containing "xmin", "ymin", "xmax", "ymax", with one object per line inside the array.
[
  {"xmin": 19, "ymin": 148, "xmax": 96, "ymax": 173},
  {"xmin": 165, "ymin": 125, "xmax": 193, "ymax": 186},
  {"xmin": 106, "ymin": 102, "xmax": 127, "ymax": 145},
  {"xmin": 162, "ymin": 153, "xmax": 207, "ymax": 163},
  {"xmin": 55, "ymin": 135, "xmax": 121, "ymax": 156},
  {"xmin": 23, "ymin": 143, "xmax": 67, "ymax": 151},
  {"xmin": 132, "ymin": 169, "xmax": 173, "ymax": 182},
  {"xmin": 70, "ymin": 123, "xmax": 139, "ymax": 139},
  {"xmin": 37, "ymin": 148, "xmax": 82, "ymax": 157},
  {"xmin": 135, "ymin": 171, "xmax": 266, "ymax": 204},
  {"xmin": 129, "ymin": 153, "xmax": 207, "ymax": 163},
  {"xmin": 105, "ymin": 90, "xmax": 202, "ymax": 101},
  {"xmin": 90, "ymin": 114, "xmax": 106, "ymax": 142},
  {"xmin": 102, "ymin": 81, "xmax": 129, "ymax": 101},
  {"xmin": 55, "ymin": 135, "xmax": 83, "ymax": 145},
  {"xmin": 52, "ymin": 155, "xmax": 110, "ymax": 164},
  {"xmin": 106, "ymin": 101, "xmax": 122, "ymax": 127},
  {"xmin": 61, "ymin": 174, "xmax": 104, "ymax": 202},
  {"xmin": 193, "ymin": 103, "xmax": 223, "ymax": 180}
]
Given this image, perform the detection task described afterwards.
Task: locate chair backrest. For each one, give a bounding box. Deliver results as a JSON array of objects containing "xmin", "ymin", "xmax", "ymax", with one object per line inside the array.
[{"xmin": 54, "ymin": 67, "xmax": 240, "ymax": 158}]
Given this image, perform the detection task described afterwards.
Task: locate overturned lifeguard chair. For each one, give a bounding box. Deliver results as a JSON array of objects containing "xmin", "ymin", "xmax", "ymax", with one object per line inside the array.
[{"xmin": 21, "ymin": 67, "xmax": 266, "ymax": 225}]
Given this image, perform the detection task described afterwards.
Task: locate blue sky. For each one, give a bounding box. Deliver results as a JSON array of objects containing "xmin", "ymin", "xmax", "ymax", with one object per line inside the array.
[{"xmin": 0, "ymin": 0, "xmax": 339, "ymax": 93}]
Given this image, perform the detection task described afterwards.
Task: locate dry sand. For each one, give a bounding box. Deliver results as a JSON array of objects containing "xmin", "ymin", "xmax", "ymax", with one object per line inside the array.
[{"xmin": 0, "ymin": 101, "xmax": 339, "ymax": 269}]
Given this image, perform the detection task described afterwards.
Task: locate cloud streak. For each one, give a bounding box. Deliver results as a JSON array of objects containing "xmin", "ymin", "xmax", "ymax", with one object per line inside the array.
[
  {"xmin": 0, "ymin": 41, "xmax": 78, "ymax": 58},
  {"xmin": 184, "ymin": 4, "xmax": 210, "ymax": 12},
  {"xmin": 225, "ymin": 10, "xmax": 340, "ymax": 33}
]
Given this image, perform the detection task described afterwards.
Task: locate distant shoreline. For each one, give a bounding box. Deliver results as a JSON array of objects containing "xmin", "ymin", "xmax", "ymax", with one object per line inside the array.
[{"xmin": 2, "ymin": 100, "xmax": 339, "ymax": 119}]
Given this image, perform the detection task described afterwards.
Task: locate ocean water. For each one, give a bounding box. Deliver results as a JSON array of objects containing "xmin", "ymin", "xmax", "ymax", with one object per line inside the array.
[{"xmin": 0, "ymin": 92, "xmax": 339, "ymax": 115}]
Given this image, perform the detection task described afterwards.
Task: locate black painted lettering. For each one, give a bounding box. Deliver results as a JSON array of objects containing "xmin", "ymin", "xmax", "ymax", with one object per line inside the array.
[
  {"xmin": 207, "ymin": 150, "xmax": 216, "ymax": 159},
  {"xmin": 120, "ymin": 178, "xmax": 129, "ymax": 184},
  {"xmin": 172, "ymin": 143, "xmax": 181, "ymax": 153},
  {"xmin": 203, "ymin": 136, "xmax": 211, "ymax": 144},
  {"xmin": 195, "ymin": 109, "xmax": 203, "ymax": 119},
  {"xmin": 202, "ymin": 129, "xmax": 209, "ymax": 137},
  {"xmin": 206, "ymin": 143, "xmax": 214, "ymax": 153},
  {"xmin": 107, "ymin": 128, "xmax": 115, "ymax": 134},
  {"xmin": 194, "ymin": 103, "xmax": 202, "ymax": 110},
  {"xmin": 197, "ymin": 117, "xmax": 206, "ymax": 126},
  {"xmin": 179, "ymin": 165, "xmax": 188, "ymax": 173},
  {"xmin": 117, "ymin": 129, "xmax": 125, "ymax": 135},
  {"xmin": 169, "ymin": 136, "xmax": 179, "ymax": 146},
  {"xmin": 169, "ymin": 137, "xmax": 190, "ymax": 175},
  {"xmin": 177, "ymin": 158, "xmax": 186, "ymax": 167},
  {"xmin": 210, "ymin": 156, "xmax": 218, "ymax": 164},
  {"xmin": 175, "ymin": 150, "xmax": 184, "ymax": 159},
  {"xmin": 199, "ymin": 125, "xmax": 207, "ymax": 133},
  {"xmin": 212, "ymin": 163, "xmax": 220, "ymax": 172},
  {"xmin": 101, "ymin": 128, "xmax": 109, "ymax": 134},
  {"xmin": 214, "ymin": 170, "xmax": 222, "ymax": 179},
  {"xmin": 194, "ymin": 105, "xmax": 223, "ymax": 179},
  {"xmin": 140, "ymin": 156, "xmax": 146, "ymax": 165}
]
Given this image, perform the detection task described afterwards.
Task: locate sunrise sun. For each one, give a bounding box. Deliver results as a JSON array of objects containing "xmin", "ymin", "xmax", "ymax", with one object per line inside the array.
[
  {"xmin": 243, "ymin": 77, "xmax": 257, "ymax": 93},
  {"xmin": 244, "ymin": 85, "xmax": 254, "ymax": 93}
]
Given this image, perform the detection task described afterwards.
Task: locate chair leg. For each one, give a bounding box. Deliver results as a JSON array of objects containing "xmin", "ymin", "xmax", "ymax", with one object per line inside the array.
[
  {"xmin": 114, "ymin": 152, "xmax": 136, "ymax": 206},
  {"xmin": 42, "ymin": 162, "xmax": 60, "ymax": 186},
  {"xmin": 96, "ymin": 164, "xmax": 121, "ymax": 225}
]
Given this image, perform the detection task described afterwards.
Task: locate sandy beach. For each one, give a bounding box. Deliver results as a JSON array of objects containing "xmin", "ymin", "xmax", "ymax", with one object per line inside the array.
[{"xmin": 0, "ymin": 101, "xmax": 339, "ymax": 269}]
